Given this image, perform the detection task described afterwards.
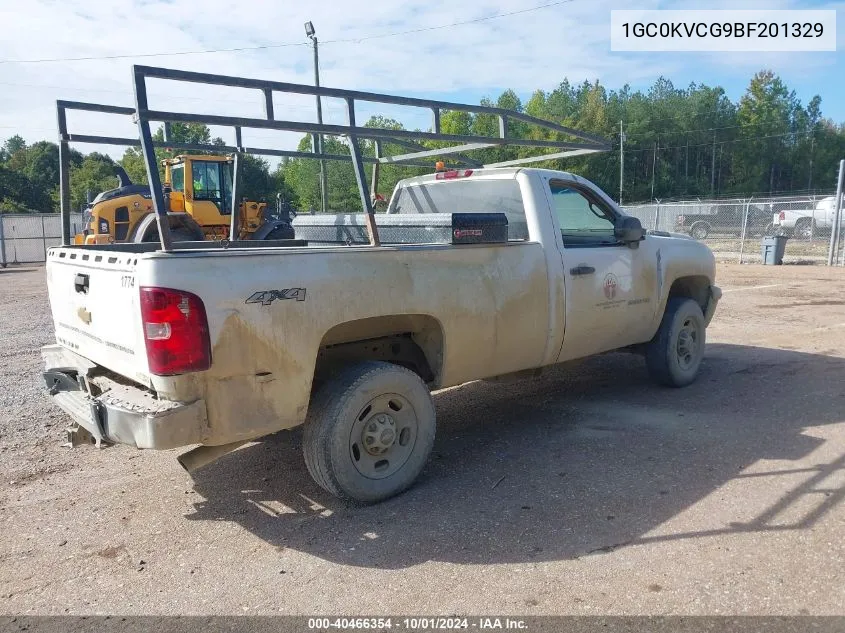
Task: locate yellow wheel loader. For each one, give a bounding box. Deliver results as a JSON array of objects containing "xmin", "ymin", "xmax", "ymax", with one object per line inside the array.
[{"xmin": 75, "ymin": 154, "xmax": 294, "ymax": 245}]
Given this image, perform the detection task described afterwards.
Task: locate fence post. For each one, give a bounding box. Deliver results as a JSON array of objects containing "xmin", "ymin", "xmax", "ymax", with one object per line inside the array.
[
  {"xmin": 738, "ymin": 197, "xmax": 751, "ymax": 264},
  {"xmin": 810, "ymin": 195, "xmax": 816, "ymax": 244},
  {"xmin": 41, "ymin": 215, "xmax": 47, "ymax": 261},
  {"xmin": 827, "ymin": 160, "xmax": 844, "ymax": 266},
  {"xmin": 654, "ymin": 200, "xmax": 661, "ymax": 230},
  {"xmin": 0, "ymin": 216, "xmax": 6, "ymax": 268}
]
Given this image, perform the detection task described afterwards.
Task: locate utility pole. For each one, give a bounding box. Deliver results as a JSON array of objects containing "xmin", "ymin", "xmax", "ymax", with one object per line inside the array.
[
  {"xmin": 710, "ymin": 131, "xmax": 716, "ymax": 196},
  {"xmin": 650, "ymin": 139, "xmax": 658, "ymax": 200},
  {"xmin": 619, "ymin": 120, "xmax": 625, "ymax": 204},
  {"xmin": 305, "ymin": 21, "xmax": 329, "ymax": 213},
  {"xmin": 717, "ymin": 143, "xmax": 723, "ymax": 194},
  {"xmin": 808, "ymin": 134, "xmax": 815, "ymax": 191}
]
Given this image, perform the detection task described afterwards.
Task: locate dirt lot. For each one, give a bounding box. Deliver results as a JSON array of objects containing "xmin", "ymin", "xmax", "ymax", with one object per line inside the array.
[{"xmin": 1, "ymin": 263, "xmax": 844, "ymax": 615}]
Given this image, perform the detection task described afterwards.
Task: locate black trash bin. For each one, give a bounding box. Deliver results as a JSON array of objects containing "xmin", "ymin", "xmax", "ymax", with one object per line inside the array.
[{"xmin": 761, "ymin": 235, "xmax": 788, "ymax": 265}]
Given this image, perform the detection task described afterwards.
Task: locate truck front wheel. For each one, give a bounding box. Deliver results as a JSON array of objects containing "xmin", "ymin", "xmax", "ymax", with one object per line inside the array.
[
  {"xmin": 646, "ymin": 298, "xmax": 706, "ymax": 388},
  {"xmin": 302, "ymin": 361, "xmax": 436, "ymax": 503}
]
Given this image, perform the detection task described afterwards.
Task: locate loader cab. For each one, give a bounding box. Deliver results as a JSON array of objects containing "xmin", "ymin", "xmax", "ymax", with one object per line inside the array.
[{"xmin": 163, "ymin": 155, "xmax": 234, "ymax": 230}]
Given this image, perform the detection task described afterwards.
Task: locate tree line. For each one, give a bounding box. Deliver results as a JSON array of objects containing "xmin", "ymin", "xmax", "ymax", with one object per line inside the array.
[{"xmin": 2, "ymin": 69, "xmax": 844, "ymax": 215}]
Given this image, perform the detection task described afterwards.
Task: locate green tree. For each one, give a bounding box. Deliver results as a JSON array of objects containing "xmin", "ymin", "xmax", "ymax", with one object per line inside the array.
[
  {"xmin": 119, "ymin": 122, "xmax": 221, "ymax": 184},
  {"xmin": 734, "ymin": 70, "xmax": 798, "ymax": 194},
  {"xmin": 69, "ymin": 152, "xmax": 119, "ymax": 211},
  {"xmin": 0, "ymin": 164, "xmax": 52, "ymax": 212},
  {"xmin": 2, "ymin": 135, "xmax": 26, "ymax": 158},
  {"xmin": 5, "ymin": 70, "xmax": 845, "ymax": 211}
]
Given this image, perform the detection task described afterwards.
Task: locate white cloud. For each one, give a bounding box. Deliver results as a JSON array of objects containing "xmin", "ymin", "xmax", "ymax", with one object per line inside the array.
[{"xmin": 0, "ymin": 0, "xmax": 840, "ymax": 158}]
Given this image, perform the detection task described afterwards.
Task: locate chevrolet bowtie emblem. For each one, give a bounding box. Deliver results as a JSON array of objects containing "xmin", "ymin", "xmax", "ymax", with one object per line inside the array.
[{"xmin": 77, "ymin": 307, "xmax": 92, "ymax": 324}]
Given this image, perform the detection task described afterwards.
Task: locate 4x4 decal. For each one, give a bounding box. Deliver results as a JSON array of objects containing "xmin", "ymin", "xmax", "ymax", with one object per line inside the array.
[{"xmin": 245, "ymin": 288, "xmax": 307, "ymax": 306}]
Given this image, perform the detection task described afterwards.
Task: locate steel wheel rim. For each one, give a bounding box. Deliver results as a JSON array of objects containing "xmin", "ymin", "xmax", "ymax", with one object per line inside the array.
[
  {"xmin": 692, "ymin": 227, "xmax": 706, "ymax": 240},
  {"xmin": 349, "ymin": 393, "xmax": 418, "ymax": 480},
  {"xmin": 676, "ymin": 317, "xmax": 700, "ymax": 370}
]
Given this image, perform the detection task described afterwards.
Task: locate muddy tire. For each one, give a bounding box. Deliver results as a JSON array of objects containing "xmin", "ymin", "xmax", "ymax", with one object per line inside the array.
[
  {"xmin": 690, "ymin": 222, "xmax": 710, "ymax": 240},
  {"xmin": 302, "ymin": 361, "xmax": 436, "ymax": 503},
  {"xmin": 646, "ymin": 298, "xmax": 706, "ymax": 388},
  {"xmin": 793, "ymin": 218, "xmax": 814, "ymax": 240}
]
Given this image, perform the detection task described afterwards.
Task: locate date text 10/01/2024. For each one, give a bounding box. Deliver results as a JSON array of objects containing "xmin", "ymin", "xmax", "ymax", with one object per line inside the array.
[{"xmin": 307, "ymin": 617, "xmax": 528, "ymax": 630}]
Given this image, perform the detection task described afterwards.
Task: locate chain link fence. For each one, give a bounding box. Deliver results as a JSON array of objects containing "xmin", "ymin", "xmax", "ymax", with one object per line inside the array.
[
  {"xmin": 624, "ymin": 193, "xmax": 845, "ymax": 265},
  {"xmin": 2, "ymin": 197, "xmax": 843, "ymax": 267},
  {"xmin": 0, "ymin": 214, "xmax": 85, "ymax": 267}
]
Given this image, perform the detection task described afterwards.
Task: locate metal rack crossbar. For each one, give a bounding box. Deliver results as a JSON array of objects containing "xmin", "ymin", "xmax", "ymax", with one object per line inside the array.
[{"xmin": 57, "ymin": 65, "xmax": 610, "ymax": 251}]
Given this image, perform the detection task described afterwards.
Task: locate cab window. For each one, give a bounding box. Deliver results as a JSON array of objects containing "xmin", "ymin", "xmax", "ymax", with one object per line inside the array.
[
  {"xmin": 549, "ymin": 180, "xmax": 617, "ymax": 247},
  {"xmin": 192, "ymin": 161, "xmax": 222, "ymax": 201},
  {"xmin": 170, "ymin": 164, "xmax": 185, "ymax": 192}
]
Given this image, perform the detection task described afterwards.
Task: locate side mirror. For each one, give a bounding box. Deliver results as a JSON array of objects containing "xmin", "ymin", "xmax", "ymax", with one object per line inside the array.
[{"xmin": 615, "ymin": 216, "xmax": 644, "ymax": 246}]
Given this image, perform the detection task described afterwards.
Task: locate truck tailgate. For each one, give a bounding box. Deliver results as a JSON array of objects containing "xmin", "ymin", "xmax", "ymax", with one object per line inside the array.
[{"xmin": 45, "ymin": 249, "xmax": 150, "ymax": 387}]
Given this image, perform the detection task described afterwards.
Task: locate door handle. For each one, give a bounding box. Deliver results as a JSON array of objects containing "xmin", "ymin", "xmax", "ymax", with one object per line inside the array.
[{"xmin": 570, "ymin": 265, "xmax": 595, "ymax": 276}]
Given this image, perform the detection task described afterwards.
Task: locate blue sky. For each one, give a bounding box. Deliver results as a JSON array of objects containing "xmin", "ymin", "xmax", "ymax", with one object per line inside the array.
[{"xmin": 0, "ymin": 0, "xmax": 842, "ymax": 158}]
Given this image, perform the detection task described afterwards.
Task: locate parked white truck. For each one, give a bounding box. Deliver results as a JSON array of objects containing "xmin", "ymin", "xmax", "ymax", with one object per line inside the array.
[
  {"xmin": 770, "ymin": 196, "xmax": 838, "ymax": 239},
  {"xmin": 42, "ymin": 167, "xmax": 721, "ymax": 502},
  {"xmin": 40, "ymin": 66, "xmax": 721, "ymax": 503}
]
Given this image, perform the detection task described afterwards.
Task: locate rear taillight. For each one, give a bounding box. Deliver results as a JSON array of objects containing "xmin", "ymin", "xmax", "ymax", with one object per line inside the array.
[
  {"xmin": 140, "ymin": 287, "xmax": 211, "ymax": 376},
  {"xmin": 779, "ymin": 211, "xmax": 785, "ymax": 221},
  {"xmin": 435, "ymin": 169, "xmax": 473, "ymax": 180},
  {"xmin": 676, "ymin": 215, "xmax": 685, "ymax": 225}
]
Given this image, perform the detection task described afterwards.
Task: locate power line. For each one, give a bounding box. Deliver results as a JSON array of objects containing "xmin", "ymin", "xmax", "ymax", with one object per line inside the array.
[
  {"xmin": 0, "ymin": 81, "xmax": 334, "ymax": 115},
  {"xmin": 321, "ymin": 0, "xmax": 576, "ymax": 44},
  {"xmin": 622, "ymin": 130, "xmax": 808, "ymax": 155},
  {"xmin": 0, "ymin": 43, "xmax": 308, "ymax": 65},
  {"xmin": 623, "ymin": 119, "xmax": 812, "ymax": 141},
  {"xmin": 0, "ymin": 0, "xmax": 577, "ymax": 65},
  {"xmin": 625, "ymin": 105, "xmax": 729, "ymax": 127}
]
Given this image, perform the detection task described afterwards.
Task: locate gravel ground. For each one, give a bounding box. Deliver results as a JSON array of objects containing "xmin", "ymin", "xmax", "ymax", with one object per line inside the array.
[
  {"xmin": 0, "ymin": 263, "xmax": 844, "ymax": 615},
  {"xmin": 0, "ymin": 268, "xmax": 73, "ymax": 484}
]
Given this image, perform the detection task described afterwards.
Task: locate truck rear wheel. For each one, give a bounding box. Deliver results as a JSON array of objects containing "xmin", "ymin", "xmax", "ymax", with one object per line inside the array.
[
  {"xmin": 302, "ymin": 361, "xmax": 436, "ymax": 503},
  {"xmin": 646, "ymin": 298, "xmax": 706, "ymax": 388},
  {"xmin": 690, "ymin": 222, "xmax": 710, "ymax": 240},
  {"xmin": 793, "ymin": 218, "xmax": 814, "ymax": 240}
]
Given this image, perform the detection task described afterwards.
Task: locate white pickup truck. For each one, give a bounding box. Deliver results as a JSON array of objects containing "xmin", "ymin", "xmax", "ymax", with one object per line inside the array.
[
  {"xmin": 771, "ymin": 196, "xmax": 838, "ymax": 239},
  {"xmin": 42, "ymin": 167, "xmax": 721, "ymax": 502}
]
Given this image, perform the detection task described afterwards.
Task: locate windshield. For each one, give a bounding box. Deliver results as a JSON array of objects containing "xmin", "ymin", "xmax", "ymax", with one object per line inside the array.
[{"xmin": 192, "ymin": 160, "xmax": 232, "ymax": 214}]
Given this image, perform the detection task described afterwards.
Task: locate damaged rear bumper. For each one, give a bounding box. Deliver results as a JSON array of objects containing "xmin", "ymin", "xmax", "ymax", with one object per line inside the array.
[{"xmin": 41, "ymin": 344, "xmax": 206, "ymax": 449}]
